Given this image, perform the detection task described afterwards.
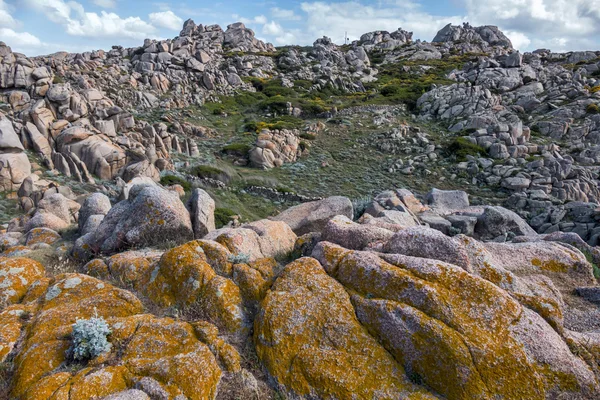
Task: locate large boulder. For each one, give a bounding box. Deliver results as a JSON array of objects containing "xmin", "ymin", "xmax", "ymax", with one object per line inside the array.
[
  {"xmin": 321, "ymin": 215, "xmax": 395, "ymax": 250},
  {"xmin": 0, "ymin": 115, "xmax": 24, "ymax": 151},
  {"xmin": 426, "ymin": 188, "xmax": 469, "ymax": 215},
  {"xmin": 79, "ymin": 186, "xmax": 193, "ymax": 256},
  {"xmin": 475, "ymin": 206, "xmax": 537, "ymax": 241},
  {"xmin": 0, "ymin": 152, "xmax": 31, "ymax": 191},
  {"xmin": 254, "ymin": 257, "xmax": 436, "ymax": 399},
  {"xmin": 57, "ymin": 133, "xmax": 126, "ymax": 180},
  {"xmin": 313, "ymin": 242, "xmax": 600, "ymax": 399},
  {"xmin": 271, "ymin": 196, "xmax": 353, "ymax": 235}
]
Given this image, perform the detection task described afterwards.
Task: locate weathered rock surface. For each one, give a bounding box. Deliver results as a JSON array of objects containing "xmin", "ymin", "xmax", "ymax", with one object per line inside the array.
[{"xmin": 271, "ymin": 196, "xmax": 353, "ymax": 235}]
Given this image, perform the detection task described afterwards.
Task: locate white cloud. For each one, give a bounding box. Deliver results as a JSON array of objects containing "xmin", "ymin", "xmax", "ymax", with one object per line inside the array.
[
  {"xmin": 262, "ymin": 20, "xmax": 284, "ymax": 36},
  {"xmin": 24, "ymin": 0, "xmax": 157, "ymax": 39},
  {"xmin": 463, "ymin": 0, "xmax": 600, "ymax": 50},
  {"xmin": 0, "ymin": 0, "xmax": 17, "ymax": 28},
  {"xmin": 271, "ymin": 7, "xmax": 301, "ymax": 21},
  {"xmin": 232, "ymin": 14, "xmax": 268, "ymax": 25},
  {"xmin": 92, "ymin": 0, "xmax": 116, "ymax": 8},
  {"xmin": 148, "ymin": 10, "xmax": 184, "ymax": 31},
  {"xmin": 0, "ymin": 28, "xmax": 42, "ymax": 49},
  {"xmin": 503, "ymin": 30, "xmax": 531, "ymax": 51}
]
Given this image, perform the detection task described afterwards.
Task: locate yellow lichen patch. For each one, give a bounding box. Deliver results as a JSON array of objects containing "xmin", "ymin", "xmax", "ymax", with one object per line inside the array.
[
  {"xmin": 24, "ymin": 372, "xmax": 72, "ymax": 400},
  {"xmin": 11, "ymin": 276, "xmax": 223, "ymax": 400},
  {"xmin": 192, "ymin": 240, "xmax": 234, "ymax": 276},
  {"xmin": 82, "ymin": 259, "xmax": 110, "ymax": 279},
  {"xmin": 192, "ymin": 321, "xmax": 242, "ymax": 373},
  {"xmin": 532, "ymin": 258, "xmax": 571, "ymax": 273},
  {"xmin": 145, "ymin": 242, "xmax": 216, "ymax": 307},
  {"xmin": 1, "ymin": 246, "xmax": 31, "ymax": 257},
  {"xmin": 121, "ymin": 316, "xmax": 222, "ymax": 400},
  {"xmin": 105, "ymin": 251, "xmax": 160, "ymax": 290},
  {"xmin": 232, "ymin": 258, "xmax": 276, "ymax": 303},
  {"xmin": 317, "ymin": 243, "xmax": 549, "ymax": 400},
  {"xmin": 254, "ymin": 257, "xmax": 437, "ymax": 399},
  {"xmin": 11, "ymin": 274, "xmax": 144, "ymax": 399},
  {"xmin": 0, "ymin": 304, "xmax": 33, "ymax": 362},
  {"xmin": 21, "ymin": 277, "xmax": 50, "ymax": 303},
  {"xmin": 202, "ymin": 276, "xmax": 246, "ymax": 336},
  {"xmin": 0, "ymin": 257, "xmax": 45, "ymax": 305},
  {"xmin": 68, "ymin": 366, "xmax": 130, "ymax": 399},
  {"xmin": 25, "ymin": 228, "xmax": 61, "ymax": 246}
]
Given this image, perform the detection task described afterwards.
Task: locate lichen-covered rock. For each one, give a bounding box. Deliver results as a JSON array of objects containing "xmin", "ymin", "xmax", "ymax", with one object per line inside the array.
[
  {"xmin": 271, "ymin": 196, "xmax": 353, "ymax": 235},
  {"xmin": 10, "ymin": 274, "xmax": 223, "ymax": 400},
  {"xmin": 24, "ymin": 227, "xmax": 61, "ymax": 246},
  {"xmin": 313, "ymin": 241, "xmax": 600, "ymax": 399},
  {"xmin": 254, "ymin": 257, "xmax": 436, "ymax": 399},
  {"xmin": 0, "ymin": 257, "xmax": 45, "ymax": 304},
  {"xmin": 232, "ymin": 257, "xmax": 276, "ymax": 304}
]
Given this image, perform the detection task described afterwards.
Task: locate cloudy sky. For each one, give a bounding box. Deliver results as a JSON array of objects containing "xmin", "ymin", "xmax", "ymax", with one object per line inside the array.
[{"xmin": 3, "ymin": 0, "xmax": 600, "ymax": 56}]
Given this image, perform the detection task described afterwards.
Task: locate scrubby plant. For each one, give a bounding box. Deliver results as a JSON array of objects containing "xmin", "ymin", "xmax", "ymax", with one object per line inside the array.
[
  {"xmin": 222, "ymin": 143, "xmax": 252, "ymax": 156},
  {"xmin": 351, "ymin": 196, "xmax": 372, "ymax": 220},
  {"xmin": 191, "ymin": 165, "xmax": 230, "ymax": 183},
  {"xmin": 68, "ymin": 316, "xmax": 111, "ymax": 362},
  {"xmin": 160, "ymin": 175, "xmax": 191, "ymax": 192},
  {"xmin": 447, "ymin": 137, "xmax": 486, "ymax": 161},
  {"xmin": 586, "ymin": 103, "xmax": 600, "ymax": 114},
  {"xmin": 214, "ymin": 207, "xmax": 237, "ymax": 228},
  {"xmin": 228, "ymin": 252, "xmax": 250, "ymax": 264}
]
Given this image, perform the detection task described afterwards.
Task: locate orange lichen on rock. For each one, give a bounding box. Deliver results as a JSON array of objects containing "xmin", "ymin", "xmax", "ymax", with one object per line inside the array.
[
  {"xmin": 232, "ymin": 257, "xmax": 277, "ymax": 303},
  {"xmin": 24, "ymin": 227, "xmax": 61, "ymax": 246},
  {"xmin": 254, "ymin": 256, "xmax": 437, "ymax": 399},
  {"xmin": 314, "ymin": 241, "xmax": 600, "ymax": 400},
  {"xmin": 10, "ymin": 273, "xmax": 222, "ymax": 400},
  {"xmin": 0, "ymin": 256, "xmax": 45, "ymax": 304}
]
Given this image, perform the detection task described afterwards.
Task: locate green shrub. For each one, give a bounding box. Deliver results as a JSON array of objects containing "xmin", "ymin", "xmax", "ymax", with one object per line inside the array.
[
  {"xmin": 191, "ymin": 165, "xmax": 230, "ymax": 183},
  {"xmin": 586, "ymin": 103, "xmax": 600, "ymax": 114},
  {"xmin": 222, "ymin": 143, "xmax": 252, "ymax": 156},
  {"xmin": 160, "ymin": 175, "xmax": 191, "ymax": 192},
  {"xmin": 68, "ymin": 317, "xmax": 111, "ymax": 361},
  {"xmin": 299, "ymin": 132, "xmax": 317, "ymax": 140},
  {"xmin": 214, "ymin": 207, "xmax": 236, "ymax": 228},
  {"xmin": 228, "ymin": 252, "xmax": 250, "ymax": 264},
  {"xmin": 447, "ymin": 137, "xmax": 486, "ymax": 161}
]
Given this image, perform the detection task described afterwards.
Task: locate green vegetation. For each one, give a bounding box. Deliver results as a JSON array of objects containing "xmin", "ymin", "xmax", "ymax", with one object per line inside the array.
[
  {"xmin": 160, "ymin": 175, "xmax": 191, "ymax": 192},
  {"xmin": 446, "ymin": 137, "xmax": 487, "ymax": 161},
  {"xmin": 191, "ymin": 165, "xmax": 231, "ymax": 183},
  {"xmin": 222, "ymin": 143, "xmax": 252, "ymax": 156},
  {"xmin": 586, "ymin": 103, "xmax": 600, "ymax": 114},
  {"xmin": 214, "ymin": 207, "xmax": 237, "ymax": 228}
]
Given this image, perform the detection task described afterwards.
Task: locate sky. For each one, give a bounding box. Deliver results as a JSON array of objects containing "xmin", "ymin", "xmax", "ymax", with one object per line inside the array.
[{"xmin": 2, "ymin": 0, "xmax": 600, "ymax": 57}]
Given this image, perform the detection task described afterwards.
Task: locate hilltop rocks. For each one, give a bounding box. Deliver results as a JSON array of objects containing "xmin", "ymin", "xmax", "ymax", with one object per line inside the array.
[
  {"xmin": 271, "ymin": 196, "xmax": 353, "ymax": 235},
  {"xmin": 433, "ymin": 22, "xmax": 513, "ymax": 49}
]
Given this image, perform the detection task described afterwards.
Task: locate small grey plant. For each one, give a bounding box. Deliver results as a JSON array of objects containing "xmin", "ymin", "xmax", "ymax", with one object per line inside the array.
[
  {"xmin": 228, "ymin": 252, "xmax": 251, "ymax": 264},
  {"xmin": 68, "ymin": 316, "xmax": 112, "ymax": 361}
]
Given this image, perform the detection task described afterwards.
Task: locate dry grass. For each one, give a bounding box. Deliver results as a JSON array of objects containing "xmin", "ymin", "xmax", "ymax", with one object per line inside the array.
[{"xmin": 25, "ymin": 246, "xmax": 80, "ymax": 277}]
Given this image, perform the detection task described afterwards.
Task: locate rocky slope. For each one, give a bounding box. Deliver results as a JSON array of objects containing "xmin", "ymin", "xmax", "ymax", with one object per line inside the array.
[{"xmin": 1, "ymin": 19, "xmax": 600, "ymax": 400}]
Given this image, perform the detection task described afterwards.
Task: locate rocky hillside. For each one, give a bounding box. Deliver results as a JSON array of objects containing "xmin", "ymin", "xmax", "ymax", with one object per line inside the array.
[{"xmin": 1, "ymin": 19, "xmax": 600, "ymax": 399}]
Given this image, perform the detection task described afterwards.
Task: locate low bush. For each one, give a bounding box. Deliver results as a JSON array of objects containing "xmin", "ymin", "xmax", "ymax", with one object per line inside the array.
[
  {"xmin": 214, "ymin": 207, "xmax": 237, "ymax": 228},
  {"xmin": 191, "ymin": 165, "xmax": 230, "ymax": 183},
  {"xmin": 68, "ymin": 317, "xmax": 112, "ymax": 362},
  {"xmin": 586, "ymin": 103, "xmax": 600, "ymax": 114},
  {"xmin": 160, "ymin": 175, "xmax": 191, "ymax": 192},
  {"xmin": 222, "ymin": 143, "xmax": 252, "ymax": 156},
  {"xmin": 447, "ymin": 137, "xmax": 486, "ymax": 161}
]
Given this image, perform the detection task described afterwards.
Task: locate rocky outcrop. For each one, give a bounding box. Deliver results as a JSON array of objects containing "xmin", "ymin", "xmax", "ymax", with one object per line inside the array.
[{"xmin": 271, "ymin": 196, "xmax": 353, "ymax": 235}]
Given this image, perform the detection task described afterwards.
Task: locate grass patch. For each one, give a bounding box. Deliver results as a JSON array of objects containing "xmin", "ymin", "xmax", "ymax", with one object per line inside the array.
[{"xmin": 222, "ymin": 143, "xmax": 252, "ymax": 156}]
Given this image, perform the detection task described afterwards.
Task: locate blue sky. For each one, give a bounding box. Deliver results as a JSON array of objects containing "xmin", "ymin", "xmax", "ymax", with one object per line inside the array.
[{"xmin": 3, "ymin": 0, "xmax": 600, "ymax": 56}]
